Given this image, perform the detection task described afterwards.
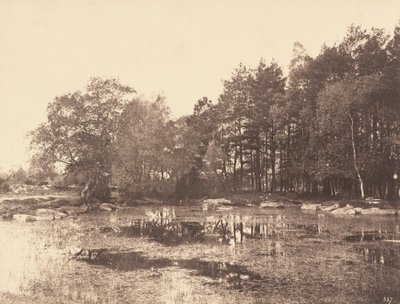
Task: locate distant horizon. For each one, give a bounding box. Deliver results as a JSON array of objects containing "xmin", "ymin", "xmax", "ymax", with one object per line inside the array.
[{"xmin": 1, "ymin": 0, "xmax": 400, "ymax": 171}]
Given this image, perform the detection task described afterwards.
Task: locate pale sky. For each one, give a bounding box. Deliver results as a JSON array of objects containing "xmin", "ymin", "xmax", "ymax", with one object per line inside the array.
[{"xmin": 0, "ymin": 0, "xmax": 399, "ymax": 171}]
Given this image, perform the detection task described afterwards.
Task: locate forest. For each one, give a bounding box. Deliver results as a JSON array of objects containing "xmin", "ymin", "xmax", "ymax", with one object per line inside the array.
[{"xmin": 29, "ymin": 24, "xmax": 400, "ymax": 201}]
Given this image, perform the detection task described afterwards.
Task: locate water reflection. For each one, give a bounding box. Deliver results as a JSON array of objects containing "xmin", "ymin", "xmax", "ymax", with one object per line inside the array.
[
  {"xmin": 356, "ymin": 244, "xmax": 400, "ymax": 267},
  {"xmin": 2, "ymin": 205, "xmax": 400, "ymax": 303},
  {"xmin": 74, "ymin": 248, "xmax": 261, "ymax": 289},
  {"xmin": 74, "ymin": 248, "xmax": 173, "ymax": 270},
  {"xmin": 104, "ymin": 207, "xmax": 325, "ymax": 246},
  {"xmin": 345, "ymin": 227, "xmax": 400, "ymax": 242}
]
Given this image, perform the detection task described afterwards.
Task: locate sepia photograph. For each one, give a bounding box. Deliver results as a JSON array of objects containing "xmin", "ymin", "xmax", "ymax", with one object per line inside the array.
[{"xmin": 1, "ymin": 0, "xmax": 400, "ymax": 303}]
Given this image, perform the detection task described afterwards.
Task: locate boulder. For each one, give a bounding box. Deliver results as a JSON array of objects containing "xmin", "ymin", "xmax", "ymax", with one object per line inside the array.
[
  {"xmin": 216, "ymin": 205, "xmax": 234, "ymax": 211},
  {"xmin": 365, "ymin": 197, "xmax": 382, "ymax": 205},
  {"xmin": 99, "ymin": 203, "xmax": 121, "ymax": 211},
  {"xmin": 301, "ymin": 204, "xmax": 322, "ymax": 211},
  {"xmin": 331, "ymin": 204, "xmax": 354, "ymax": 215},
  {"xmin": 142, "ymin": 197, "xmax": 164, "ymax": 204},
  {"xmin": 260, "ymin": 202, "xmax": 284, "ymax": 208},
  {"xmin": 57, "ymin": 204, "xmax": 88, "ymax": 215},
  {"xmin": 202, "ymin": 198, "xmax": 233, "ymax": 211},
  {"xmin": 12, "ymin": 214, "xmax": 37, "ymax": 222},
  {"xmin": 321, "ymin": 203, "xmax": 340, "ymax": 212},
  {"xmin": 202, "ymin": 198, "xmax": 233, "ymax": 205},
  {"xmin": 36, "ymin": 208, "xmax": 68, "ymax": 219},
  {"xmin": 361, "ymin": 208, "xmax": 396, "ymax": 215},
  {"xmin": 32, "ymin": 214, "xmax": 57, "ymax": 221},
  {"xmin": 99, "ymin": 204, "xmax": 113, "ymax": 211}
]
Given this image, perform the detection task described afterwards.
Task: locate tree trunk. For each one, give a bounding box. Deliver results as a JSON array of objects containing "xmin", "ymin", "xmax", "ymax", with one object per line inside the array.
[
  {"xmin": 286, "ymin": 124, "xmax": 291, "ymax": 192},
  {"xmin": 349, "ymin": 114, "xmax": 365, "ymax": 199},
  {"xmin": 255, "ymin": 134, "xmax": 262, "ymax": 192},
  {"xmin": 233, "ymin": 147, "xmax": 238, "ymax": 191},
  {"xmin": 270, "ymin": 123, "xmax": 276, "ymax": 192},
  {"xmin": 81, "ymin": 175, "xmax": 111, "ymax": 203},
  {"xmin": 264, "ymin": 132, "xmax": 269, "ymax": 192}
]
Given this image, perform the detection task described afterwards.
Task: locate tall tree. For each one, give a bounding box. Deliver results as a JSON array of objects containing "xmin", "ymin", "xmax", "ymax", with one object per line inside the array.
[
  {"xmin": 31, "ymin": 78, "xmax": 135, "ymax": 202},
  {"xmin": 114, "ymin": 95, "xmax": 172, "ymax": 194},
  {"xmin": 317, "ymin": 74, "xmax": 383, "ymax": 198}
]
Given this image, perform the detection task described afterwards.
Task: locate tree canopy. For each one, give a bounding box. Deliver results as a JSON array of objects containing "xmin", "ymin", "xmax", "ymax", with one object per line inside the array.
[{"xmin": 31, "ymin": 23, "xmax": 400, "ymax": 200}]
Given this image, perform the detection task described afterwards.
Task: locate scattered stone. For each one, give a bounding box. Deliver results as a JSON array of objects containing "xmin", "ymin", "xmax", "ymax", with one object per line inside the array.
[
  {"xmin": 12, "ymin": 214, "xmax": 37, "ymax": 222},
  {"xmin": 2, "ymin": 213, "xmax": 13, "ymax": 220},
  {"xmin": 360, "ymin": 208, "xmax": 396, "ymax": 215},
  {"xmin": 131, "ymin": 199, "xmax": 151, "ymax": 205},
  {"xmin": 321, "ymin": 203, "xmax": 340, "ymax": 212},
  {"xmin": 32, "ymin": 214, "xmax": 57, "ymax": 221},
  {"xmin": 259, "ymin": 202, "xmax": 284, "ymax": 208},
  {"xmin": 301, "ymin": 204, "xmax": 322, "ymax": 211},
  {"xmin": 365, "ymin": 197, "xmax": 383, "ymax": 205},
  {"xmin": 99, "ymin": 203, "xmax": 121, "ymax": 211},
  {"xmin": 99, "ymin": 204, "xmax": 114, "ymax": 211},
  {"xmin": 203, "ymin": 198, "xmax": 233, "ymax": 205},
  {"xmin": 36, "ymin": 208, "xmax": 68, "ymax": 219},
  {"xmin": 216, "ymin": 205, "xmax": 234, "ymax": 211},
  {"xmin": 202, "ymin": 198, "xmax": 233, "ymax": 211},
  {"xmin": 57, "ymin": 204, "xmax": 88, "ymax": 215},
  {"xmin": 331, "ymin": 204, "xmax": 354, "ymax": 215},
  {"xmin": 143, "ymin": 197, "xmax": 164, "ymax": 204},
  {"xmin": 99, "ymin": 205, "xmax": 112, "ymax": 211}
]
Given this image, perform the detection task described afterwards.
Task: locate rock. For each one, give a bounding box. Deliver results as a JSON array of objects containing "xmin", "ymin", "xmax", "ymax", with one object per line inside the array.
[
  {"xmin": 331, "ymin": 204, "xmax": 355, "ymax": 215},
  {"xmin": 321, "ymin": 203, "xmax": 340, "ymax": 212},
  {"xmin": 365, "ymin": 197, "xmax": 382, "ymax": 204},
  {"xmin": 13, "ymin": 212, "xmax": 64, "ymax": 222},
  {"xmin": 203, "ymin": 198, "xmax": 233, "ymax": 205},
  {"xmin": 32, "ymin": 214, "xmax": 56, "ymax": 221},
  {"xmin": 202, "ymin": 198, "xmax": 233, "ymax": 211},
  {"xmin": 361, "ymin": 208, "xmax": 396, "ymax": 215},
  {"xmin": 99, "ymin": 203, "xmax": 120, "ymax": 211},
  {"xmin": 36, "ymin": 208, "xmax": 68, "ymax": 219},
  {"xmin": 301, "ymin": 204, "xmax": 322, "ymax": 211},
  {"xmin": 2, "ymin": 213, "xmax": 13, "ymax": 220},
  {"xmin": 57, "ymin": 204, "xmax": 88, "ymax": 215},
  {"xmin": 260, "ymin": 202, "xmax": 284, "ymax": 208},
  {"xmin": 12, "ymin": 214, "xmax": 37, "ymax": 222},
  {"xmin": 142, "ymin": 197, "xmax": 164, "ymax": 204},
  {"xmin": 216, "ymin": 205, "xmax": 234, "ymax": 211},
  {"xmin": 99, "ymin": 204, "xmax": 113, "ymax": 211}
]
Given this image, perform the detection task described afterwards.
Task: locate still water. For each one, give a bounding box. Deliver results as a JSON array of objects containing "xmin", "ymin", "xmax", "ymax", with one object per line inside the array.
[{"xmin": 0, "ymin": 205, "xmax": 400, "ymax": 303}]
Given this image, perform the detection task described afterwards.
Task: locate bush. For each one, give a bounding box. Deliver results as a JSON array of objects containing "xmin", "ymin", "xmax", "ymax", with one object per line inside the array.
[
  {"xmin": 0, "ymin": 178, "xmax": 10, "ymax": 193},
  {"xmin": 92, "ymin": 178, "xmax": 111, "ymax": 202},
  {"xmin": 118, "ymin": 183, "xmax": 143, "ymax": 201},
  {"xmin": 175, "ymin": 167, "xmax": 209, "ymax": 200}
]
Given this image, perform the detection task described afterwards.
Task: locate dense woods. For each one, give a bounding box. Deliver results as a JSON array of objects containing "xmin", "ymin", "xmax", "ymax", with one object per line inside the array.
[{"xmin": 30, "ymin": 24, "xmax": 400, "ymax": 200}]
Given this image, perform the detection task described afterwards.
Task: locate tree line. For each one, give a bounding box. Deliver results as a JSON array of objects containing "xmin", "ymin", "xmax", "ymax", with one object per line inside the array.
[{"xmin": 30, "ymin": 24, "xmax": 400, "ymax": 201}]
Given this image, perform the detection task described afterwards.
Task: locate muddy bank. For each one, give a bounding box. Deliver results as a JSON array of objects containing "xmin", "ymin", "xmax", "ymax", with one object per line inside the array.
[
  {"xmin": 1, "ymin": 191, "xmax": 398, "ymax": 225},
  {"xmin": 0, "ymin": 194, "xmax": 121, "ymax": 222}
]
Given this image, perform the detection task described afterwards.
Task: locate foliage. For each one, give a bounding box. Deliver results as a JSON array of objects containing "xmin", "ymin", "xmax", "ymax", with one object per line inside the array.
[
  {"xmin": 30, "ymin": 23, "xmax": 400, "ymax": 200},
  {"xmin": 31, "ymin": 78, "xmax": 135, "ymax": 201},
  {"xmin": 113, "ymin": 95, "xmax": 173, "ymax": 195}
]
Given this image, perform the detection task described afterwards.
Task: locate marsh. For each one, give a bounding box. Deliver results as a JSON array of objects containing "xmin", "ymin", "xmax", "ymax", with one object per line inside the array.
[{"xmin": 0, "ymin": 203, "xmax": 399, "ymax": 304}]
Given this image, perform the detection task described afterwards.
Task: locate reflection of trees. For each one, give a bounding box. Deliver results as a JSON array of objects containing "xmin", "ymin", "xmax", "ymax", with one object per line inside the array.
[
  {"xmin": 116, "ymin": 209, "xmax": 323, "ymax": 247},
  {"xmin": 120, "ymin": 208, "xmax": 302, "ymax": 245},
  {"xmin": 123, "ymin": 208, "xmax": 205, "ymax": 245},
  {"xmin": 357, "ymin": 246, "xmax": 400, "ymax": 267}
]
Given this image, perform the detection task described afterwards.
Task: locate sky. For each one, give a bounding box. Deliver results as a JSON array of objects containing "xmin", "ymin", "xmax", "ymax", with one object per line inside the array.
[{"xmin": 0, "ymin": 0, "xmax": 399, "ymax": 171}]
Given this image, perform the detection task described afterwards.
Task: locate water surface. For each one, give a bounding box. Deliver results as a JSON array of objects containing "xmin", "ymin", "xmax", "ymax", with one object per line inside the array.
[{"xmin": 1, "ymin": 204, "xmax": 399, "ymax": 303}]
